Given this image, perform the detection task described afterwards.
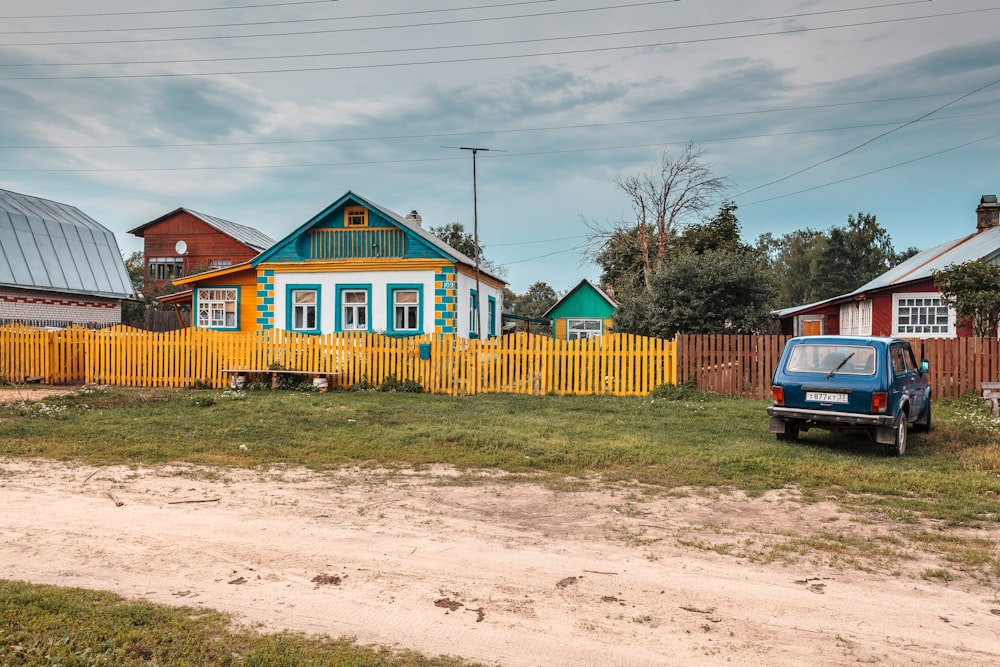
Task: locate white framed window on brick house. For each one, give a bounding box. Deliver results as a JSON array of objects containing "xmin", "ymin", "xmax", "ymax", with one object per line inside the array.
[
  {"xmin": 839, "ymin": 300, "xmax": 872, "ymax": 336},
  {"xmin": 892, "ymin": 293, "xmax": 955, "ymax": 337}
]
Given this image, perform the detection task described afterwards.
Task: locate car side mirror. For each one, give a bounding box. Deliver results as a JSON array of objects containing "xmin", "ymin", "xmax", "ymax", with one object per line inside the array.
[{"xmin": 919, "ymin": 359, "xmax": 929, "ymax": 374}]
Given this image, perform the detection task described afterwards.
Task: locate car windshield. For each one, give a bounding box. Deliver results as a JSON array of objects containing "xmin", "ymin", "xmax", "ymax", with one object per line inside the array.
[{"xmin": 784, "ymin": 343, "xmax": 876, "ymax": 376}]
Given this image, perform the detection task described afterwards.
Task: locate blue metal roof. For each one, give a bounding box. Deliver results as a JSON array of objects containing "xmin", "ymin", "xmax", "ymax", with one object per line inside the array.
[{"xmin": 0, "ymin": 187, "xmax": 133, "ymax": 299}]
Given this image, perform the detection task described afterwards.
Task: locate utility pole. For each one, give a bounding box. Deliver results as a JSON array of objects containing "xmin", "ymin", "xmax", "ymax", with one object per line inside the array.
[{"xmin": 459, "ymin": 146, "xmax": 490, "ymax": 340}]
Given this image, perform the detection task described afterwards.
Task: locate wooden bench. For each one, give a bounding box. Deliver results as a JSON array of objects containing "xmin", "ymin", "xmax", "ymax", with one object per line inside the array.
[
  {"xmin": 982, "ymin": 382, "xmax": 1000, "ymax": 416},
  {"xmin": 223, "ymin": 369, "xmax": 342, "ymax": 391}
]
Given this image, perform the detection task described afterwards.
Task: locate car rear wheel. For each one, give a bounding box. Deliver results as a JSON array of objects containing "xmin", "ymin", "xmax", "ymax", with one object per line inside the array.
[
  {"xmin": 884, "ymin": 419, "xmax": 906, "ymax": 456},
  {"xmin": 913, "ymin": 401, "xmax": 932, "ymax": 433},
  {"xmin": 776, "ymin": 425, "xmax": 799, "ymax": 442}
]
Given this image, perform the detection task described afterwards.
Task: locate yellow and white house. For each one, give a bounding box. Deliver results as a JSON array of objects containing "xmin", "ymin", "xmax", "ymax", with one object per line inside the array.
[{"xmin": 168, "ymin": 191, "xmax": 505, "ymax": 339}]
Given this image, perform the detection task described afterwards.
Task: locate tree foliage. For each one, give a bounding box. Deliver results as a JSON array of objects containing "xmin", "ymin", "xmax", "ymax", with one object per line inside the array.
[
  {"xmin": 614, "ymin": 249, "xmax": 776, "ymax": 337},
  {"xmin": 506, "ymin": 281, "xmax": 560, "ymax": 335},
  {"xmin": 756, "ymin": 212, "xmax": 913, "ymax": 308},
  {"xmin": 933, "ymin": 260, "xmax": 1000, "ymax": 337},
  {"xmin": 587, "ymin": 142, "xmax": 728, "ymax": 293},
  {"xmin": 429, "ymin": 222, "xmax": 507, "ymax": 278},
  {"xmin": 671, "ymin": 201, "xmax": 748, "ymax": 255}
]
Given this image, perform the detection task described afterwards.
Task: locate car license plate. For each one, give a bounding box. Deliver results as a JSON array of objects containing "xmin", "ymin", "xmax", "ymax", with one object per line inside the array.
[{"xmin": 806, "ymin": 391, "xmax": 848, "ymax": 403}]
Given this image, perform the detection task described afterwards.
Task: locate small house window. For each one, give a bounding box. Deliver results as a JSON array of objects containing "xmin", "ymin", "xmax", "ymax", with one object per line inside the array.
[
  {"xmin": 290, "ymin": 288, "xmax": 318, "ymax": 332},
  {"xmin": 148, "ymin": 257, "xmax": 184, "ymax": 281},
  {"xmin": 208, "ymin": 259, "xmax": 232, "ymax": 270},
  {"xmin": 345, "ymin": 206, "xmax": 368, "ymax": 228},
  {"xmin": 469, "ymin": 290, "xmax": 479, "ymax": 338},
  {"xmin": 892, "ymin": 293, "xmax": 954, "ymax": 338},
  {"xmin": 197, "ymin": 288, "xmax": 238, "ymax": 329},
  {"xmin": 488, "ymin": 296, "xmax": 497, "ymax": 338},
  {"xmin": 567, "ymin": 318, "xmax": 602, "ymax": 340},
  {"xmin": 342, "ymin": 289, "xmax": 368, "ymax": 330},
  {"xmin": 393, "ymin": 289, "xmax": 420, "ymax": 332}
]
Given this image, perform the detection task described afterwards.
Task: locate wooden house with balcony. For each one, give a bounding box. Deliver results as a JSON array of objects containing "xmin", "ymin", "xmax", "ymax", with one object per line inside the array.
[{"xmin": 165, "ymin": 191, "xmax": 506, "ymax": 339}]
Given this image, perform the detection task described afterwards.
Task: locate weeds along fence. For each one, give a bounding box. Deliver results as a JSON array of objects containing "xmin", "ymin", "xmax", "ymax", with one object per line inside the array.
[{"xmin": 0, "ymin": 324, "xmax": 676, "ymax": 396}]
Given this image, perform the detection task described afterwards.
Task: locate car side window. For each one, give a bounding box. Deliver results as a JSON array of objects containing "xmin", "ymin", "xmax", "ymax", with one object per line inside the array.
[{"xmin": 891, "ymin": 345, "xmax": 915, "ymax": 375}]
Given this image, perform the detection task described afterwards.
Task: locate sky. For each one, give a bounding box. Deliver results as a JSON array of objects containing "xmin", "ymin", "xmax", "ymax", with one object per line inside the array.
[{"xmin": 1, "ymin": 0, "xmax": 999, "ymax": 295}]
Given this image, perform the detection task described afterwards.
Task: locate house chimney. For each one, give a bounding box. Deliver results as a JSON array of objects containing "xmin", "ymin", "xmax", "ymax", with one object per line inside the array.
[
  {"xmin": 977, "ymin": 195, "xmax": 999, "ymax": 232},
  {"xmin": 406, "ymin": 210, "xmax": 422, "ymax": 228}
]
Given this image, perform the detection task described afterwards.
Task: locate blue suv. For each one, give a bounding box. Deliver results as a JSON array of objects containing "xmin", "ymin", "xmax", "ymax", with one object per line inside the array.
[{"xmin": 767, "ymin": 336, "xmax": 931, "ymax": 456}]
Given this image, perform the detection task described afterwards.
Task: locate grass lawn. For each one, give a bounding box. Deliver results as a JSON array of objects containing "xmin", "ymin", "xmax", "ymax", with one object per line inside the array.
[{"xmin": 1, "ymin": 384, "xmax": 999, "ymax": 665}]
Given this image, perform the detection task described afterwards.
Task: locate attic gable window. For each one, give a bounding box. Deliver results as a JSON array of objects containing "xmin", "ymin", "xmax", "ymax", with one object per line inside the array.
[{"xmin": 345, "ymin": 206, "xmax": 368, "ymax": 228}]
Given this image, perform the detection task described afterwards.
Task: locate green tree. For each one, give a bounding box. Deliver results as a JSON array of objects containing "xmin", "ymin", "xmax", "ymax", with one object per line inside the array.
[
  {"xmin": 508, "ymin": 281, "xmax": 559, "ymax": 335},
  {"xmin": 933, "ymin": 260, "xmax": 1000, "ymax": 337},
  {"xmin": 614, "ymin": 249, "xmax": 776, "ymax": 337},
  {"xmin": 672, "ymin": 201, "xmax": 748, "ymax": 255},
  {"xmin": 755, "ymin": 229, "xmax": 828, "ymax": 308},
  {"xmin": 593, "ymin": 224, "xmax": 650, "ymax": 297},
  {"xmin": 811, "ymin": 212, "xmax": 895, "ymax": 299},
  {"xmin": 121, "ymin": 251, "xmax": 146, "ymax": 327},
  {"xmin": 587, "ymin": 142, "xmax": 728, "ymax": 293},
  {"xmin": 430, "ymin": 222, "xmax": 507, "ymax": 278}
]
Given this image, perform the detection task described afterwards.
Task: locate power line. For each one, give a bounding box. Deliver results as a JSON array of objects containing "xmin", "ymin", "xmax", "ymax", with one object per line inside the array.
[
  {"xmin": 0, "ymin": 0, "xmax": 343, "ymax": 20},
  {"xmin": 0, "ymin": 2, "xmax": 943, "ymax": 69},
  {"xmin": 735, "ymin": 77, "xmax": 1000, "ymax": 198},
  {"xmin": 1, "ymin": 92, "xmax": 980, "ymax": 150},
  {"xmin": 3, "ymin": 111, "xmax": 991, "ymax": 173},
  {"xmin": 742, "ymin": 130, "xmax": 1000, "ymax": 207},
  {"xmin": 3, "ymin": 5, "xmax": 993, "ymax": 81},
  {"xmin": 0, "ymin": 0, "xmax": 678, "ymax": 46},
  {"xmin": 0, "ymin": 0, "xmax": 559, "ymax": 35}
]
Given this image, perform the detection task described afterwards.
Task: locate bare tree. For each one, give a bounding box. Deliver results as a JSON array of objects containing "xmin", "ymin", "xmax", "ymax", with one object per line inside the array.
[{"xmin": 588, "ymin": 142, "xmax": 728, "ymax": 293}]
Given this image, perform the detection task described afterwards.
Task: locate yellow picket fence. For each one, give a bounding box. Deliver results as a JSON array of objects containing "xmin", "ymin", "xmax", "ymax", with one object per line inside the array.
[{"xmin": 0, "ymin": 324, "xmax": 676, "ymax": 396}]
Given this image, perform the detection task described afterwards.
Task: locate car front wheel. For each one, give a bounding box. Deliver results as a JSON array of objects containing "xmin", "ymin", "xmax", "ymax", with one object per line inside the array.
[{"xmin": 884, "ymin": 419, "xmax": 907, "ymax": 456}]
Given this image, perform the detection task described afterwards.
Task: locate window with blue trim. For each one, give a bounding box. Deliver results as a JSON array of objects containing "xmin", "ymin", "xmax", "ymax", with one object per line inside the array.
[
  {"xmin": 287, "ymin": 286, "xmax": 320, "ymax": 333},
  {"xmin": 196, "ymin": 287, "xmax": 239, "ymax": 330},
  {"xmin": 386, "ymin": 284, "xmax": 422, "ymax": 335},
  {"xmin": 469, "ymin": 289, "xmax": 479, "ymax": 338},
  {"xmin": 488, "ymin": 296, "xmax": 497, "ymax": 338},
  {"xmin": 340, "ymin": 288, "xmax": 369, "ymax": 331}
]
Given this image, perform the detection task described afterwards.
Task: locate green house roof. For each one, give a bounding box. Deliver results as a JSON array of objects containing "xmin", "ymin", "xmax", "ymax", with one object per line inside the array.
[{"xmin": 543, "ymin": 279, "xmax": 618, "ymax": 320}]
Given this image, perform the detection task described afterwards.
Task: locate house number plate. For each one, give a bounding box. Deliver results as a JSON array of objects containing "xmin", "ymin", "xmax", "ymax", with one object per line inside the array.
[{"xmin": 441, "ymin": 281, "xmax": 456, "ymax": 289}]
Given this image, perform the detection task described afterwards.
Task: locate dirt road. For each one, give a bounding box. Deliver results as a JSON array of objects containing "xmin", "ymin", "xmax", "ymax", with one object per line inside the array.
[{"xmin": 1, "ymin": 459, "xmax": 998, "ymax": 666}]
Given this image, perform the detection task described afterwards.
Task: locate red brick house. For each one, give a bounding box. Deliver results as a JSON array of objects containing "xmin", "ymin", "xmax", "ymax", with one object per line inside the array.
[
  {"xmin": 128, "ymin": 208, "xmax": 274, "ymax": 290},
  {"xmin": 776, "ymin": 195, "xmax": 1000, "ymax": 338}
]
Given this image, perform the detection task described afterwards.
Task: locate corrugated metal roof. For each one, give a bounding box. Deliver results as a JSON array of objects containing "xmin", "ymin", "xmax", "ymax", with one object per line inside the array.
[
  {"xmin": 128, "ymin": 207, "xmax": 275, "ymax": 252},
  {"xmin": 776, "ymin": 224, "xmax": 1000, "ymax": 317},
  {"xmin": 0, "ymin": 187, "xmax": 133, "ymax": 299},
  {"xmin": 185, "ymin": 209, "xmax": 274, "ymax": 252}
]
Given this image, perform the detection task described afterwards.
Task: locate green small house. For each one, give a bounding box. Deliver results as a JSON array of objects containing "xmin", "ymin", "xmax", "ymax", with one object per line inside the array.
[{"xmin": 543, "ymin": 279, "xmax": 618, "ymax": 340}]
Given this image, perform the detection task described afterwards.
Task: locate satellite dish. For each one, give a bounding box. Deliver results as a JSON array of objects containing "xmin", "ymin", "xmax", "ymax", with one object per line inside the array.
[{"xmin": 175, "ymin": 240, "xmax": 188, "ymax": 255}]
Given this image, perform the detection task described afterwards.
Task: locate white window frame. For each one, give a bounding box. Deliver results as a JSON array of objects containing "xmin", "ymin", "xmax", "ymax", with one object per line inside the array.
[
  {"xmin": 892, "ymin": 292, "xmax": 955, "ymax": 338},
  {"xmin": 341, "ymin": 289, "xmax": 368, "ymax": 331},
  {"xmin": 290, "ymin": 288, "xmax": 318, "ymax": 332},
  {"xmin": 196, "ymin": 288, "xmax": 238, "ymax": 329},
  {"xmin": 393, "ymin": 289, "xmax": 420, "ymax": 332},
  {"xmin": 567, "ymin": 318, "xmax": 603, "ymax": 340},
  {"xmin": 839, "ymin": 299, "xmax": 872, "ymax": 336}
]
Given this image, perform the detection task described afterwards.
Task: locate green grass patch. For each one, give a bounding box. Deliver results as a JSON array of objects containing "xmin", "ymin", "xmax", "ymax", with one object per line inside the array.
[
  {"xmin": 1, "ymin": 387, "xmax": 999, "ymax": 525},
  {"xmin": 0, "ymin": 579, "xmax": 477, "ymax": 667}
]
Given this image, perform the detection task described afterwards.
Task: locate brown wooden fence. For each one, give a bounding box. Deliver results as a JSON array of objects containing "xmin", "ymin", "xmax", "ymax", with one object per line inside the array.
[
  {"xmin": 0, "ymin": 325, "xmax": 676, "ymax": 397},
  {"xmin": 677, "ymin": 334, "xmax": 1000, "ymax": 399}
]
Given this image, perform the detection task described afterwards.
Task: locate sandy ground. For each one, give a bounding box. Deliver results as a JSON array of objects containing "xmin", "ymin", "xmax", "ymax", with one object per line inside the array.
[{"xmin": 1, "ymin": 455, "xmax": 999, "ymax": 667}]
